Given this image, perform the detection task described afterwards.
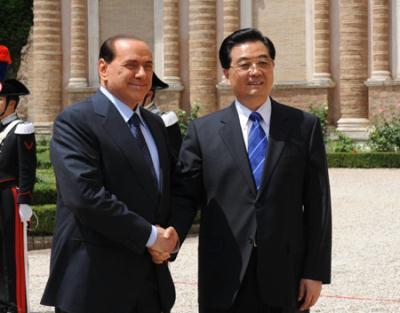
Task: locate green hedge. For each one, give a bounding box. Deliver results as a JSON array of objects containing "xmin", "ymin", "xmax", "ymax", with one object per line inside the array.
[
  {"xmin": 37, "ymin": 147, "xmax": 52, "ymax": 169},
  {"xmin": 327, "ymin": 152, "xmax": 400, "ymax": 168},
  {"xmin": 30, "ymin": 204, "xmax": 56, "ymax": 235},
  {"xmin": 34, "ymin": 168, "xmax": 56, "ymax": 204},
  {"xmin": 33, "ymin": 184, "xmax": 57, "ymax": 205}
]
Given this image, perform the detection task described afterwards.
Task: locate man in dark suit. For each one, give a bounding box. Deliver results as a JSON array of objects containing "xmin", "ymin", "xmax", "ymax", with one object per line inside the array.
[
  {"xmin": 167, "ymin": 28, "xmax": 332, "ymax": 313},
  {"xmin": 41, "ymin": 35, "xmax": 179, "ymax": 313}
]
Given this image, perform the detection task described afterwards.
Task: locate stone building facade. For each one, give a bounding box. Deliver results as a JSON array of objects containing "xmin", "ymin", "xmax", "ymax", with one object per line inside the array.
[{"xmin": 18, "ymin": 0, "xmax": 400, "ymax": 139}]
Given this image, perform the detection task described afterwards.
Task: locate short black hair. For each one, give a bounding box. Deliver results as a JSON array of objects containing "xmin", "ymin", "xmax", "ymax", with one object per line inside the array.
[
  {"xmin": 99, "ymin": 34, "xmax": 140, "ymax": 63},
  {"xmin": 219, "ymin": 28, "xmax": 276, "ymax": 69},
  {"xmin": 6, "ymin": 95, "xmax": 20, "ymax": 107}
]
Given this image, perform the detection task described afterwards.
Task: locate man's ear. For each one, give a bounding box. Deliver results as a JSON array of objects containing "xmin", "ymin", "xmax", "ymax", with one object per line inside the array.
[
  {"xmin": 98, "ymin": 59, "xmax": 108, "ymax": 82},
  {"xmin": 223, "ymin": 68, "xmax": 230, "ymax": 80}
]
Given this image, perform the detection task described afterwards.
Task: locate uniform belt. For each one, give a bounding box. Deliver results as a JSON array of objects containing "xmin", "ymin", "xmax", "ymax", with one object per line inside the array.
[{"xmin": 0, "ymin": 178, "xmax": 17, "ymax": 188}]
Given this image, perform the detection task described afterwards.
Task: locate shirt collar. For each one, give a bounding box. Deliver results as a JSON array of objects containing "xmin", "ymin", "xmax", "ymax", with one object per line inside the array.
[
  {"xmin": 1, "ymin": 113, "xmax": 19, "ymax": 126},
  {"xmin": 235, "ymin": 97, "xmax": 271, "ymax": 126},
  {"xmin": 100, "ymin": 86, "xmax": 143, "ymax": 123}
]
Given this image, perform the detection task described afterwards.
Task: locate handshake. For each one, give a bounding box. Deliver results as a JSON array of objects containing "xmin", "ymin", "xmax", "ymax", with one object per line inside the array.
[{"xmin": 148, "ymin": 225, "xmax": 179, "ymax": 264}]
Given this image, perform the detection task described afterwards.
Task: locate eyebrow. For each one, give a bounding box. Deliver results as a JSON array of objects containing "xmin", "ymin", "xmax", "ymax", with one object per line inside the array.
[
  {"xmin": 235, "ymin": 54, "xmax": 271, "ymax": 63},
  {"xmin": 123, "ymin": 60, "xmax": 153, "ymax": 65}
]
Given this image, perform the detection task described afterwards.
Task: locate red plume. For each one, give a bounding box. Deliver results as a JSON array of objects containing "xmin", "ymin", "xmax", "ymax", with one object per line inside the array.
[{"xmin": 0, "ymin": 45, "xmax": 12, "ymax": 64}]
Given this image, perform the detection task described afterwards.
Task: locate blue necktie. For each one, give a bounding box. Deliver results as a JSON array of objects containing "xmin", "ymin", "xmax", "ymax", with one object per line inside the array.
[
  {"xmin": 248, "ymin": 112, "xmax": 268, "ymax": 190},
  {"xmin": 128, "ymin": 113, "xmax": 157, "ymax": 181}
]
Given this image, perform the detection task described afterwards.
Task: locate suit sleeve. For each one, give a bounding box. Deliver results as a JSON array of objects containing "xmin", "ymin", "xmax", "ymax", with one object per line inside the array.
[
  {"xmin": 170, "ymin": 121, "xmax": 204, "ymax": 243},
  {"xmin": 16, "ymin": 129, "xmax": 37, "ymax": 204},
  {"xmin": 50, "ymin": 109, "xmax": 152, "ymax": 254},
  {"xmin": 302, "ymin": 118, "xmax": 332, "ymax": 283}
]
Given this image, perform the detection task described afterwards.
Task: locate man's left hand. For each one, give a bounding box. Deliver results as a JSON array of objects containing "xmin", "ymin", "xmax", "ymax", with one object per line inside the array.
[{"xmin": 297, "ymin": 278, "xmax": 322, "ymax": 311}]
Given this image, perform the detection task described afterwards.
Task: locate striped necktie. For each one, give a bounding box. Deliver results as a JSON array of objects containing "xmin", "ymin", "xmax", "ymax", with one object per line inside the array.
[{"xmin": 248, "ymin": 112, "xmax": 268, "ymax": 190}]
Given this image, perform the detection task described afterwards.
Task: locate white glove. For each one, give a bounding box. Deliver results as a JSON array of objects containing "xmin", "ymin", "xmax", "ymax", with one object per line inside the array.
[{"xmin": 19, "ymin": 204, "xmax": 33, "ymax": 223}]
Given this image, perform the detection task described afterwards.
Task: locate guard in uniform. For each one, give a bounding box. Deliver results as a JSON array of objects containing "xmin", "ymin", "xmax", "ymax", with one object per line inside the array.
[
  {"xmin": 0, "ymin": 79, "xmax": 36, "ymax": 313},
  {"xmin": 143, "ymin": 73, "xmax": 182, "ymax": 158}
]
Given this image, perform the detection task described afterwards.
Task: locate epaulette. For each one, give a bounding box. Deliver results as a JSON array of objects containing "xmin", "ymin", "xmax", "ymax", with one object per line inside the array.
[
  {"xmin": 15, "ymin": 122, "xmax": 35, "ymax": 135},
  {"xmin": 161, "ymin": 111, "xmax": 179, "ymax": 127}
]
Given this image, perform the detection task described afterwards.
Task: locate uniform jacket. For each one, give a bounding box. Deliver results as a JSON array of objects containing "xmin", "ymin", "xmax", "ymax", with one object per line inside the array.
[{"xmin": 0, "ymin": 114, "xmax": 36, "ymax": 203}]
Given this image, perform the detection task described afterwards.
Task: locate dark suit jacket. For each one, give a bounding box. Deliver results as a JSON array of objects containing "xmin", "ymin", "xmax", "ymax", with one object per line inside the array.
[
  {"xmin": 171, "ymin": 99, "xmax": 332, "ymax": 310},
  {"xmin": 41, "ymin": 90, "xmax": 175, "ymax": 313}
]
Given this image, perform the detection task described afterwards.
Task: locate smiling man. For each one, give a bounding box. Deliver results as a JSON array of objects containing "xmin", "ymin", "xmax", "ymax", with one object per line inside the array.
[
  {"xmin": 168, "ymin": 28, "xmax": 332, "ymax": 313},
  {"xmin": 41, "ymin": 35, "xmax": 179, "ymax": 313}
]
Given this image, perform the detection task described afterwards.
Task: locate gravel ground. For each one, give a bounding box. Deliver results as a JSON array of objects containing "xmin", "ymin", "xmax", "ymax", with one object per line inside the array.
[{"xmin": 28, "ymin": 169, "xmax": 400, "ymax": 313}]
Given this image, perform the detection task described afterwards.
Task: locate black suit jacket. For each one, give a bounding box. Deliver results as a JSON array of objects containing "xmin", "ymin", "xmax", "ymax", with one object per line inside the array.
[
  {"xmin": 171, "ymin": 99, "xmax": 331, "ymax": 310},
  {"xmin": 41, "ymin": 90, "xmax": 175, "ymax": 313}
]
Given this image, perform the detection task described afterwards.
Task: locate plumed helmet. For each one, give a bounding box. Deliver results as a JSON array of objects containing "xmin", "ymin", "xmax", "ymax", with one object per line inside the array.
[
  {"xmin": 0, "ymin": 79, "xmax": 30, "ymax": 96},
  {"xmin": 151, "ymin": 73, "xmax": 169, "ymax": 91},
  {"xmin": 0, "ymin": 45, "xmax": 12, "ymax": 81}
]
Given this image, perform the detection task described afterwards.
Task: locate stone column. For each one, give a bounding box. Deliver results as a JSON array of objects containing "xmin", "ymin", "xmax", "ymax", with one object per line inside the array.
[
  {"xmin": 223, "ymin": 0, "xmax": 240, "ymax": 39},
  {"xmin": 161, "ymin": 0, "xmax": 184, "ymax": 111},
  {"xmin": 30, "ymin": 0, "xmax": 63, "ymax": 134},
  {"xmin": 394, "ymin": 0, "xmax": 400, "ymax": 80},
  {"xmin": 313, "ymin": 0, "xmax": 334, "ymax": 84},
  {"xmin": 368, "ymin": 0, "xmax": 391, "ymax": 81},
  {"xmin": 189, "ymin": 0, "xmax": 217, "ymax": 115},
  {"xmin": 68, "ymin": 0, "xmax": 88, "ymax": 88},
  {"xmin": 336, "ymin": 0, "xmax": 369, "ymax": 140},
  {"xmin": 217, "ymin": 0, "xmax": 240, "ymax": 109}
]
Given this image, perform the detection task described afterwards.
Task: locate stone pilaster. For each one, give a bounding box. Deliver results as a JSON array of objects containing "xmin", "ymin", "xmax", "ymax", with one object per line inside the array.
[
  {"xmin": 189, "ymin": 0, "xmax": 217, "ymax": 115},
  {"xmin": 162, "ymin": 0, "xmax": 183, "ymax": 111},
  {"xmin": 217, "ymin": 0, "xmax": 240, "ymax": 110},
  {"xmin": 223, "ymin": 0, "xmax": 240, "ymax": 38},
  {"xmin": 68, "ymin": 0, "xmax": 88, "ymax": 88},
  {"xmin": 313, "ymin": 0, "xmax": 334, "ymax": 85},
  {"xmin": 30, "ymin": 0, "xmax": 63, "ymax": 134},
  {"xmin": 368, "ymin": 0, "xmax": 391, "ymax": 81},
  {"xmin": 67, "ymin": 0, "xmax": 92, "ymax": 105},
  {"xmin": 336, "ymin": 0, "xmax": 369, "ymax": 140}
]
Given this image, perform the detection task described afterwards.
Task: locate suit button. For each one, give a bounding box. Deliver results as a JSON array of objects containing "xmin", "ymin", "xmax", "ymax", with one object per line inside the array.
[{"xmin": 248, "ymin": 238, "xmax": 257, "ymax": 247}]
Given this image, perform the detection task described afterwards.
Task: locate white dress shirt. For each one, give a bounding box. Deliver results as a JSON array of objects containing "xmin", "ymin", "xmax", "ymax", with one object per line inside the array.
[{"xmin": 235, "ymin": 97, "xmax": 272, "ymax": 151}]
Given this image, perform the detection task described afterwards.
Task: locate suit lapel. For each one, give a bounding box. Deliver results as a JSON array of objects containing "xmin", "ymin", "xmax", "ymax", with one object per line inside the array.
[
  {"xmin": 92, "ymin": 91, "xmax": 158, "ymax": 201},
  {"xmin": 140, "ymin": 106, "xmax": 168, "ymax": 193},
  {"xmin": 257, "ymin": 99, "xmax": 291, "ymax": 196},
  {"xmin": 219, "ymin": 103, "xmax": 257, "ymax": 196}
]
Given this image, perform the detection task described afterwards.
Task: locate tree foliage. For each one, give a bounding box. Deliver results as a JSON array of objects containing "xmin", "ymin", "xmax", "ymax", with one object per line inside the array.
[{"xmin": 0, "ymin": 0, "xmax": 33, "ymax": 78}]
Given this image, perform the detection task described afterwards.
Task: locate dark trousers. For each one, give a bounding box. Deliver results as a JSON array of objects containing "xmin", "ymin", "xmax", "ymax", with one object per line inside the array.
[
  {"xmin": 200, "ymin": 248, "xmax": 308, "ymax": 313},
  {"xmin": 55, "ymin": 291, "xmax": 162, "ymax": 313},
  {"xmin": 55, "ymin": 263, "xmax": 165, "ymax": 313},
  {"xmin": 0, "ymin": 187, "xmax": 17, "ymax": 310}
]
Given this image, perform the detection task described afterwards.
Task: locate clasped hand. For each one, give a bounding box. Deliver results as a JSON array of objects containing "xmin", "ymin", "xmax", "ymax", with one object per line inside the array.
[{"xmin": 148, "ymin": 226, "xmax": 179, "ymax": 264}]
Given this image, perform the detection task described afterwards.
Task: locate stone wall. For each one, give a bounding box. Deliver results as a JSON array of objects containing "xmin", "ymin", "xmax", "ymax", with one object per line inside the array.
[{"xmin": 368, "ymin": 84, "xmax": 400, "ymax": 120}]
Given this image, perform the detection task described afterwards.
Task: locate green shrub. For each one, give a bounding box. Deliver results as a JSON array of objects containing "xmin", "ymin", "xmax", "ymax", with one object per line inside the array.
[
  {"xmin": 177, "ymin": 105, "xmax": 200, "ymax": 137},
  {"xmin": 327, "ymin": 131, "xmax": 356, "ymax": 153},
  {"xmin": 368, "ymin": 116, "xmax": 400, "ymax": 152},
  {"xmin": 309, "ymin": 105, "xmax": 328, "ymax": 140},
  {"xmin": 328, "ymin": 152, "xmax": 400, "ymax": 168},
  {"xmin": 0, "ymin": 0, "xmax": 33, "ymax": 78},
  {"xmin": 30, "ymin": 204, "xmax": 56, "ymax": 235},
  {"xmin": 37, "ymin": 148, "xmax": 52, "ymax": 169}
]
